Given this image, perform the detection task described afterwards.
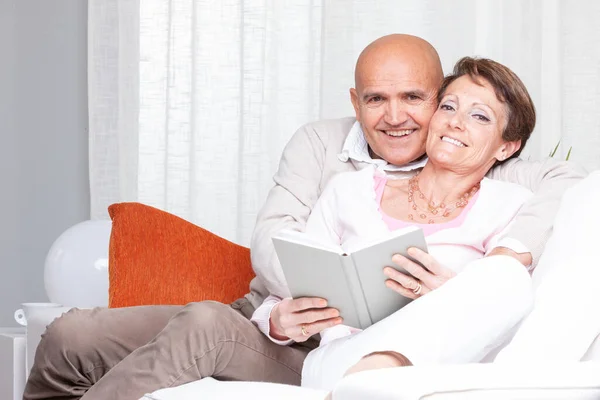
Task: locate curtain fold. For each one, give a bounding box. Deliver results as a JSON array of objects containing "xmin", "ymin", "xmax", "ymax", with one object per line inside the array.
[
  {"xmin": 89, "ymin": 0, "xmax": 600, "ymax": 245},
  {"xmin": 88, "ymin": 0, "xmax": 141, "ymax": 221}
]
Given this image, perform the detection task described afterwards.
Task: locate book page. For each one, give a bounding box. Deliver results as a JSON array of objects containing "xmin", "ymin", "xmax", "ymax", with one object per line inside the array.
[
  {"xmin": 350, "ymin": 227, "xmax": 428, "ymax": 325},
  {"xmin": 272, "ymin": 229, "xmax": 344, "ymax": 255},
  {"xmin": 344, "ymin": 225, "xmax": 422, "ymax": 254}
]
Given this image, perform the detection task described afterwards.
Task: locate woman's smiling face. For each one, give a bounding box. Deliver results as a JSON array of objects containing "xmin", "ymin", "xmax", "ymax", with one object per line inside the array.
[{"xmin": 426, "ymin": 75, "xmax": 520, "ymax": 175}]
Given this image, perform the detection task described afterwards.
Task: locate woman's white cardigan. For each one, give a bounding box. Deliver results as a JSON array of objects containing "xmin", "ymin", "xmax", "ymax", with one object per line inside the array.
[{"xmin": 251, "ymin": 166, "xmax": 533, "ymax": 344}]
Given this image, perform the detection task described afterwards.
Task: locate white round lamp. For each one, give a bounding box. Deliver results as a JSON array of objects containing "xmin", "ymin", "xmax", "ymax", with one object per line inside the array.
[{"xmin": 44, "ymin": 220, "xmax": 112, "ymax": 308}]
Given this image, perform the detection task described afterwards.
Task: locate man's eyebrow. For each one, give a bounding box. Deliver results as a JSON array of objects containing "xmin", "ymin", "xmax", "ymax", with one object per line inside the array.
[
  {"xmin": 405, "ymin": 89, "xmax": 428, "ymax": 98},
  {"xmin": 361, "ymin": 89, "xmax": 430, "ymax": 101},
  {"xmin": 361, "ymin": 91, "xmax": 384, "ymax": 101}
]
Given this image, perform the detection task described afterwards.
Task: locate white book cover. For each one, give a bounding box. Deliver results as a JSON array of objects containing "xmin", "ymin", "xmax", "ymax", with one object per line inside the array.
[{"xmin": 272, "ymin": 226, "xmax": 428, "ymax": 329}]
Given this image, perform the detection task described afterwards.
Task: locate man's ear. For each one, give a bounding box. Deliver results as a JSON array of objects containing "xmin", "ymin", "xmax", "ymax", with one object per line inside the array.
[
  {"xmin": 496, "ymin": 140, "xmax": 522, "ymax": 161},
  {"xmin": 350, "ymin": 88, "xmax": 360, "ymax": 121}
]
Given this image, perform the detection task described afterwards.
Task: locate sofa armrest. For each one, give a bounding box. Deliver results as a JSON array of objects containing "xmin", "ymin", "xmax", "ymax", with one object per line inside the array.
[{"xmin": 332, "ymin": 362, "xmax": 600, "ymax": 399}]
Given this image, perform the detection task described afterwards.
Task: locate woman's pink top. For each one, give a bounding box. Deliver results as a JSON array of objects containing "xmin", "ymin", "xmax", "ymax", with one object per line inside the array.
[{"xmin": 373, "ymin": 174, "xmax": 480, "ymax": 236}]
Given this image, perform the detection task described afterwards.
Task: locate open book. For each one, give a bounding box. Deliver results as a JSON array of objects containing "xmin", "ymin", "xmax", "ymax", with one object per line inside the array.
[{"xmin": 272, "ymin": 226, "xmax": 428, "ymax": 329}]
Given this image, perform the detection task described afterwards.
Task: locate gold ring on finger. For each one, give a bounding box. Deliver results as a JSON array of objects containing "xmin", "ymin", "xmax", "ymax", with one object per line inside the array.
[
  {"xmin": 412, "ymin": 281, "xmax": 423, "ymax": 295},
  {"xmin": 301, "ymin": 324, "xmax": 309, "ymax": 336}
]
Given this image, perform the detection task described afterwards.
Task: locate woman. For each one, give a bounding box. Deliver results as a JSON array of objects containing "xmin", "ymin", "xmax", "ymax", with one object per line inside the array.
[{"xmin": 296, "ymin": 57, "xmax": 538, "ymax": 390}]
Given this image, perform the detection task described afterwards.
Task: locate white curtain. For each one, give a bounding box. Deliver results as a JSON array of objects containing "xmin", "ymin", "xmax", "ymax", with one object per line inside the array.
[{"xmin": 89, "ymin": 0, "xmax": 600, "ymax": 245}]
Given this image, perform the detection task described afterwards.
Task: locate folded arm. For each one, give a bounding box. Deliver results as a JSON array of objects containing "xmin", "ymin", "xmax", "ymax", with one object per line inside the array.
[{"xmin": 486, "ymin": 157, "xmax": 587, "ymax": 266}]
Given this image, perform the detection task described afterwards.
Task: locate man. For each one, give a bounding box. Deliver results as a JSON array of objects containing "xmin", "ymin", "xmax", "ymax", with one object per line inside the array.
[{"xmin": 24, "ymin": 34, "xmax": 585, "ymax": 400}]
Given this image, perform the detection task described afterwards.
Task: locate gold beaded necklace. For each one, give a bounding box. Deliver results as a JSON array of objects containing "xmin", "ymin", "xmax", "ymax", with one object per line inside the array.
[{"xmin": 407, "ymin": 175, "xmax": 480, "ymax": 224}]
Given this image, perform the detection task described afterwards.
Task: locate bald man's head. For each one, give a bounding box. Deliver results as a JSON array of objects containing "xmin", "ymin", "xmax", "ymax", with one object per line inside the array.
[
  {"xmin": 355, "ymin": 34, "xmax": 443, "ymax": 91},
  {"xmin": 349, "ymin": 34, "xmax": 443, "ymax": 166}
]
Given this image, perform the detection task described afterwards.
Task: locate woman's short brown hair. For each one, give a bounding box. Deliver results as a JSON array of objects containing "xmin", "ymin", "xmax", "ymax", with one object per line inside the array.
[{"xmin": 437, "ymin": 57, "xmax": 536, "ymax": 161}]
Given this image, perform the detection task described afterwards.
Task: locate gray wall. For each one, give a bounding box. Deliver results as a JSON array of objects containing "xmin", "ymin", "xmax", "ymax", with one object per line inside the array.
[{"xmin": 0, "ymin": 0, "xmax": 90, "ymax": 327}]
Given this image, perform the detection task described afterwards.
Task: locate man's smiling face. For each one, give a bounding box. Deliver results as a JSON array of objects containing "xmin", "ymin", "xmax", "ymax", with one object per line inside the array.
[{"xmin": 350, "ymin": 35, "xmax": 442, "ymax": 166}]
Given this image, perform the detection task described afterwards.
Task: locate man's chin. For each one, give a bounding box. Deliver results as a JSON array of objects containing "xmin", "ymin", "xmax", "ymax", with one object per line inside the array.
[
  {"xmin": 368, "ymin": 141, "xmax": 427, "ymax": 166},
  {"xmin": 385, "ymin": 152, "xmax": 427, "ymax": 167}
]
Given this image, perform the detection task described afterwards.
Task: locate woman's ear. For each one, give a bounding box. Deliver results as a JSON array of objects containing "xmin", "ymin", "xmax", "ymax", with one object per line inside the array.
[{"xmin": 496, "ymin": 140, "xmax": 522, "ymax": 161}]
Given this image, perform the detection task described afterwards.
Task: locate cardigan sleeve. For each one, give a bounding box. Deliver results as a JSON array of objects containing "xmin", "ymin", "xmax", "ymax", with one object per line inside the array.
[
  {"xmin": 250, "ymin": 295, "xmax": 294, "ymax": 346},
  {"xmin": 250, "ymin": 123, "xmax": 329, "ymax": 299}
]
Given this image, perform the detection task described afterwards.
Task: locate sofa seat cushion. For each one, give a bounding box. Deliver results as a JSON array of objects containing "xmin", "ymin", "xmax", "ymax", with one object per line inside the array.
[
  {"xmin": 332, "ymin": 361, "xmax": 600, "ymax": 399},
  {"xmin": 141, "ymin": 377, "xmax": 327, "ymax": 400},
  {"xmin": 140, "ymin": 362, "xmax": 600, "ymax": 400}
]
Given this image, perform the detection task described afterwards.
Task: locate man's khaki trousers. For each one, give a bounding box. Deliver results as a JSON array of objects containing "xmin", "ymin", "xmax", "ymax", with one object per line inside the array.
[{"xmin": 23, "ymin": 299, "xmax": 315, "ymax": 400}]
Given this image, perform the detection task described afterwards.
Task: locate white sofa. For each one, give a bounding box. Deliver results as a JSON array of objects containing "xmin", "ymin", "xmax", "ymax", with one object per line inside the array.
[
  {"xmin": 21, "ymin": 305, "xmax": 600, "ymax": 400},
  {"xmin": 25, "ymin": 171, "xmax": 600, "ymax": 399},
  {"xmin": 143, "ymin": 362, "xmax": 600, "ymax": 400}
]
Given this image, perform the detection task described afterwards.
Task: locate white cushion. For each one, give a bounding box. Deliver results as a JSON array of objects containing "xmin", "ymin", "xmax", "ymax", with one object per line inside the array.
[
  {"xmin": 140, "ymin": 377, "xmax": 327, "ymax": 400},
  {"xmin": 582, "ymin": 334, "xmax": 600, "ymax": 361},
  {"xmin": 141, "ymin": 362, "xmax": 600, "ymax": 400},
  {"xmin": 332, "ymin": 362, "xmax": 600, "ymax": 399},
  {"xmin": 494, "ymin": 172, "xmax": 600, "ymax": 364}
]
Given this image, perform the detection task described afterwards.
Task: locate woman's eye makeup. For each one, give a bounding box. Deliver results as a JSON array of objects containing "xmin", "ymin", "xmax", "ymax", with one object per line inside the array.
[
  {"xmin": 471, "ymin": 111, "xmax": 491, "ymax": 122},
  {"xmin": 440, "ymin": 102, "xmax": 455, "ymax": 111},
  {"xmin": 439, "ymin": 98, "xmax": 493, "ymax": 123}
]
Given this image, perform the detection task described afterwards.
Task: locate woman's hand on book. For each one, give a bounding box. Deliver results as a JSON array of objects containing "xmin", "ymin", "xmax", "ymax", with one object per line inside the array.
[
  {"xmin": 270, "ymin": 297, "xmax": 343, "ymax": 342},
  {"xmin": 384, "ymin": 247, "xmax": 456, "ymax": 299}
]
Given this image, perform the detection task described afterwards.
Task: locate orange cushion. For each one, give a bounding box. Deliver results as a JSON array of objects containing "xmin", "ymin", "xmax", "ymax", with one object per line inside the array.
[{"xmin": 107, "ymin": 202, "xmax": 255, "ymax": 308}]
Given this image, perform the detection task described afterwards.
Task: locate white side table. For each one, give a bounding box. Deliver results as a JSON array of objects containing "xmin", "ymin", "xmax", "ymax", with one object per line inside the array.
[{"xmin": 0, "ymin": 328, "xmax": 26, "ymax": 400}]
